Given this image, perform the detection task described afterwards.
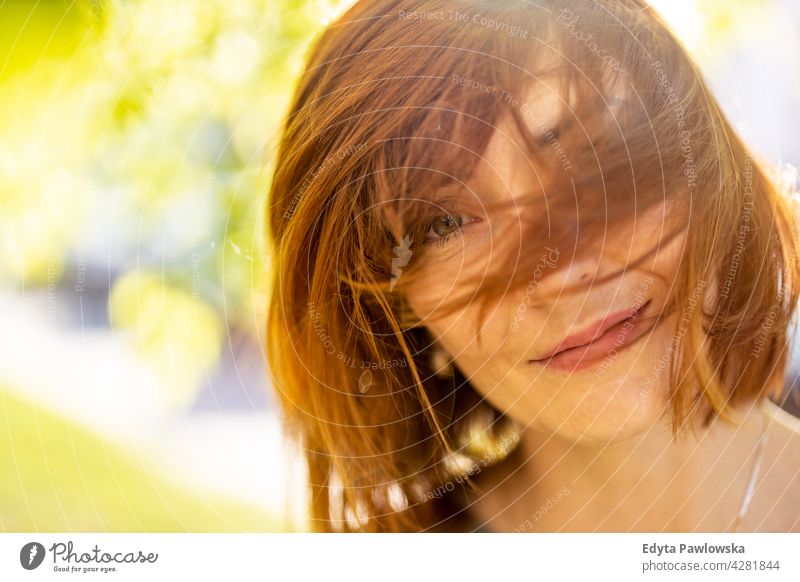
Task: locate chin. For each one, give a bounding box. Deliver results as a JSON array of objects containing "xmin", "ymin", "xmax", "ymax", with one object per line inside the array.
[{"xmin": 525, "ymin": 368, "xmax": 671, "ymax": 447}]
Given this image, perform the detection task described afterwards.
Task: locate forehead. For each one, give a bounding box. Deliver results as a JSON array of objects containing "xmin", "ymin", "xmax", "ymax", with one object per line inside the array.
[
  {"xmin": 470, "ymin": 74, "xmax": 627, "ymax": 201},
  {"xmin": 468, "ymin": 83, "xmax": 566, "ymax": 201}
]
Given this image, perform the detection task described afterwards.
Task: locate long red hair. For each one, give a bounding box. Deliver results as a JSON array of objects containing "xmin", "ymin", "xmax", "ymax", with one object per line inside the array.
[{"xmin": 266, "ymin": 0, "xmax": 800, "ymax": 531}]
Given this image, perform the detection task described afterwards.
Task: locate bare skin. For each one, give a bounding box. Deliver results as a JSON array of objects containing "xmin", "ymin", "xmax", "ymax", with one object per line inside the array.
[
  {"xmin": 404, "ymin": 86, "xmax": 800, "ymax": 532},
  {"xmin": 465, "ymin": 388, "xmax": 800, "ymax": 532}
]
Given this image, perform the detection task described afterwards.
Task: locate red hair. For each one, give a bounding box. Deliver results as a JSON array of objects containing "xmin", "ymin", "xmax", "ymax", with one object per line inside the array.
[{"xmin": 266, "ymin": 0, "xmax": 800, "ymax": 531}]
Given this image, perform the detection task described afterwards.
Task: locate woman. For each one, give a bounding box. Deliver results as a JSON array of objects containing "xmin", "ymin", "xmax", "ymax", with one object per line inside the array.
[{"xmin": 266, "ymin": 0, "xmax": 800, "ymax": 532}]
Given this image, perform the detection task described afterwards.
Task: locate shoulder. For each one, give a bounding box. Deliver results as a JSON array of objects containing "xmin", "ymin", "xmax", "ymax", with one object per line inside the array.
[
  {"xmin": 750, "ymin": 394, "xmax": 800, "ymax": 532},
  {"xmin": 760, "ymin": 395, "xmax": 800, "ymax": 474},
  {"xmin": 761, "ymin": 381, "xmax": 800, "ymax": 451}
]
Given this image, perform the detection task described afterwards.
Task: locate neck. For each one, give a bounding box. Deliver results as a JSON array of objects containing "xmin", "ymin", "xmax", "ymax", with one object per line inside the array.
[{"xmin": 471, "ymin": 397, "xmax": 768, "ymax": 532}]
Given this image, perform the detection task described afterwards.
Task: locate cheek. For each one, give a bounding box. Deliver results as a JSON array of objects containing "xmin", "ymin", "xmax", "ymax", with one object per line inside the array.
[
  {"xmin": 404, "ymin": 257, "xmax": 498, "ymax": 343},
  {"xmin": 404, "ymin": 277, "xmax": 455, "ymax": 323},
  {"xmin": 406, "ymin": 286, "xmax": 526, "ymax": 396},
  {"xmin": 403, "ymin": 220, "xmax": 511, "ymax": 322},
  {"xmin": 409, "ymin": 299, "xmax": 516, "ymax": 367}
]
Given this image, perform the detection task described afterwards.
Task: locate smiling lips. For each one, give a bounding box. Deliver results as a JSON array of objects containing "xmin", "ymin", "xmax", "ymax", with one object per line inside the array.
[{"xmin": 530, "ymin": 300, "xmax": 653, "ymax": 372}]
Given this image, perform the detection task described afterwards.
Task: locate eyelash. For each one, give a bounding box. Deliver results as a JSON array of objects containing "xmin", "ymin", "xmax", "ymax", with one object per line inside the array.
[{"xmin": 424, "ymin": 214, "xmax": 478, "ymax": 247}]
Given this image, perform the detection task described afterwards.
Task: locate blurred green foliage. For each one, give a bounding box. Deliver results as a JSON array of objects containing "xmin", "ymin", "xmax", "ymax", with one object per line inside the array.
[
  {"xmin": 0, "ymin": 388, "xmax": 280, "ymax": 531},
  {"xmin": 0, "ymin": 0, "xmax": 785, "ymax": 534},
  {"xmin": 0, "ymin": 0, "xmax": 353, "ymax": 531},
  {"xmin": 0, "ymin": 0, "xmax": 348, "ymax": 402}
]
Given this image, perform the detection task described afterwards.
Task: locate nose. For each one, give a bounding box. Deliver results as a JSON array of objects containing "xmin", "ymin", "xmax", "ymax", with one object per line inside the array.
[{"xmin": 534, "ymin": 245, "xmax": 628, "ymax": 300}]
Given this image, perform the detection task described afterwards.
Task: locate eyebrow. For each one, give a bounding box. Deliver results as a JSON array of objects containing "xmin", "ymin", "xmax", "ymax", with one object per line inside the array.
[{"xmin": 534, "ymin": 117, "xmax": 572, "ymax": 146}]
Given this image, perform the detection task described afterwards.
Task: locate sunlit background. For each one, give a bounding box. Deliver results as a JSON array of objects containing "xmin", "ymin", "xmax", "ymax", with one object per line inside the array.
[{"xmin": 1, "ymin": 0, "xmax": 798, "ymax": 532}]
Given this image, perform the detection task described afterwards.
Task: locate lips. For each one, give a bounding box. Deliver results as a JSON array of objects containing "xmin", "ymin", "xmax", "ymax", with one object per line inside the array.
[{"xmin": 530, "ymin": 300, "xmax": 653, "ymax": 372}]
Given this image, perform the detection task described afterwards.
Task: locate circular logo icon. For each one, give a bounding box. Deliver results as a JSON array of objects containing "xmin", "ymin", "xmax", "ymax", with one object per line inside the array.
[{"xmin": 20, "ymin": 542, "xmax": 46, "ymax": 570}]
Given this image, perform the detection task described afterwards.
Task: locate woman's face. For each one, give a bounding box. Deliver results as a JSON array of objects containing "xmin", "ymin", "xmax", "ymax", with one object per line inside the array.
[{"xmin": 404, "ymin": 89, "xmax": 689, "ymax": 445}]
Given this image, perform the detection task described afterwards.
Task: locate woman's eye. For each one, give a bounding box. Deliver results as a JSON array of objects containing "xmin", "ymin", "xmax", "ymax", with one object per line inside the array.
[{"xmin": 425, "ymin": 213, "xmax": 476, "ymax": 245}]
